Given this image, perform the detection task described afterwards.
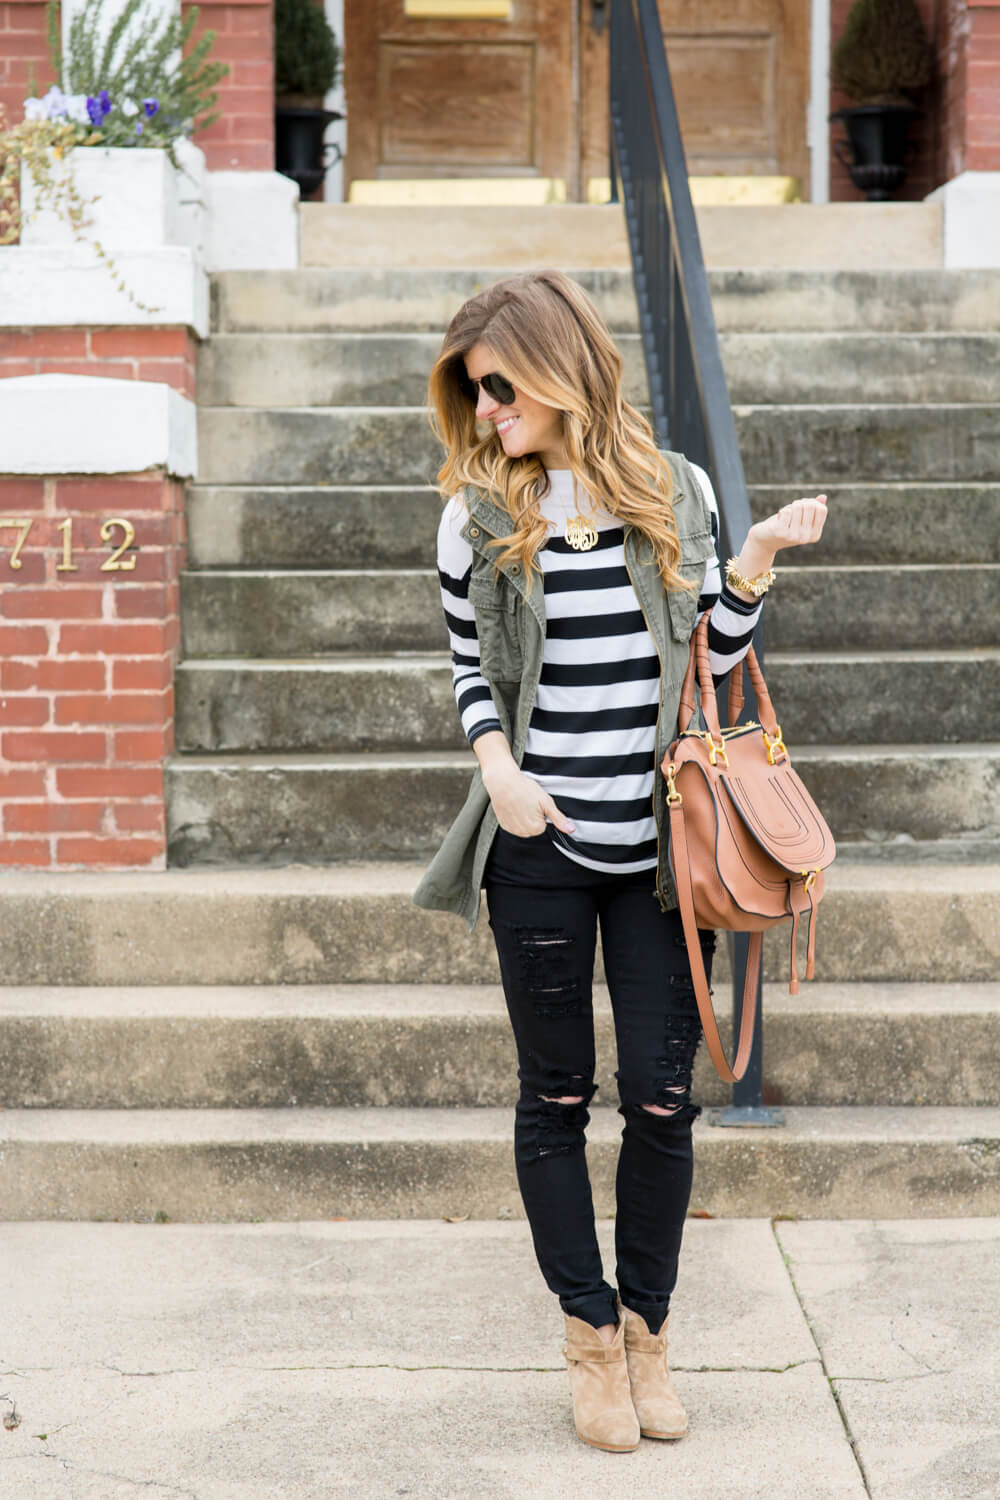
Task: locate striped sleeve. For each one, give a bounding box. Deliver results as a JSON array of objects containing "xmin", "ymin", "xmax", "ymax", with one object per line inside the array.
[
  {"xmin": 436, "ymin": 495, "xmax": 504, "ymax": 746},
  {"xmin": 689, "ymin": 463, "xmax": 763, "ymax": 680}
]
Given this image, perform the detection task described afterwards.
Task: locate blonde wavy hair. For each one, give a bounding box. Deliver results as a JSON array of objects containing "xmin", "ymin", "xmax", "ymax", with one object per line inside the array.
[{"xmin": 427, "ymin": 269, "xmax": 693, "ymax": 592}]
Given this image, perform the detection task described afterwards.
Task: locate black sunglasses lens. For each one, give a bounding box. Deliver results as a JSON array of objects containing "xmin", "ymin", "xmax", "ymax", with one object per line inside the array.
[{"xmin": 483, "ymin": 372, "xmax": 516, "ymax": 405}]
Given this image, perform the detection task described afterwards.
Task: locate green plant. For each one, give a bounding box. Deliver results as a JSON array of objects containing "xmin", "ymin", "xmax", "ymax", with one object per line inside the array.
[
  {"xmin": 831, "ymin": 0, "xmax": 934, "ymax": 106},
  {"xmin": 55, "ymin": 0, "xmax": 229, "ymax": 150},
  {"xmin": 0, "ymin": 0, "xmax": 230, "ymax": 308},
  {"xmin": 274, "ymin": 0, "xmax": 341, "ymax": 99}
]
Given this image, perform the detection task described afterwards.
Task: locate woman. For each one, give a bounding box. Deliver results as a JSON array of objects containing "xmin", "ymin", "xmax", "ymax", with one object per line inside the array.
[{"xmin": 413, "ymin": 270, "xmax": 826, "ymax": 1453}]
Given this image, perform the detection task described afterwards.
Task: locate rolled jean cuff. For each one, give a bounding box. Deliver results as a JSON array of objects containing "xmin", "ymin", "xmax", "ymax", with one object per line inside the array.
[
  {"xmin": 559, "ymin": 1286, "xmax": 620, "ymax": 1330},
  {"xmin": 617, "ymin": 1286, "xmax": 670, "ymax": 1337}
]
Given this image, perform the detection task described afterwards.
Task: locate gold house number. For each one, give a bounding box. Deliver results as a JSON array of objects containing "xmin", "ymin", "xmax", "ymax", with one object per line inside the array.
[{"xmin": 0, "ymin": 516, "xmax": 138, "ymax": 573}]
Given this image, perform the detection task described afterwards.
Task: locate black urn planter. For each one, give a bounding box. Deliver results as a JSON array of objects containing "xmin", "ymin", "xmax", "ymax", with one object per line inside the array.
[
  {"xmin": 830, "ymin": 103, "xmax": 919, "ymax": 201},
  {"xmin": 275, "ymin": 105, "xmax": 344, "ymax": 197}
]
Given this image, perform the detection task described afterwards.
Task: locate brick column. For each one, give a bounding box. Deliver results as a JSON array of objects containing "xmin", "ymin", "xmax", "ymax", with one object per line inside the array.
[
  {"xmin": 966, "ymin": 0, "xmax": 1000, "ymax": 168},
  {"xmin": 0, "ymin": 470, "xmax": 186, "ymax": 868},
  {"xmin": 0, "ymin": 376, "xmax": 194, "ymax": 869},
  {"xmin": 183, "ymin": 0, "xmax": 274, "ymax": 170},
  {"xmin": 0, "ymin": 0, "xmax": 57, "ymax": 130}
]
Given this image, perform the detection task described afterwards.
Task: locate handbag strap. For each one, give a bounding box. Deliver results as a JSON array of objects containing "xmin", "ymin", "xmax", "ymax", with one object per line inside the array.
[
  {"xmin": 681, "ymin": 614, "xmax": 781, "ymax": 739},
  {"xmin": 668, "ymin": 791, "xmax": 759, "ymax": 1082}
]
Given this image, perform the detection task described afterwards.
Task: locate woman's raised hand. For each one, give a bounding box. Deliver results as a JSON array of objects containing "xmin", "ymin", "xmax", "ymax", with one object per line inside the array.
[{"xmin": 752, "ymin": 494, "xmax": 828, "ymax": 552}]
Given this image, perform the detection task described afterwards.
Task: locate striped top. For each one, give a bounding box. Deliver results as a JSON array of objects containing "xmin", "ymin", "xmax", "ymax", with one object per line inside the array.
[{"xmin": 437, "ymin": 465, "xmax": 762, "ymax": 874}]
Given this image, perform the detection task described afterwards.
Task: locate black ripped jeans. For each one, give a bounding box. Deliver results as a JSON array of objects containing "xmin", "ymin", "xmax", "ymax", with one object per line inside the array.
[{"xmin": 484, "ymin": 828, "xmax": 714, "ymax": 1337}]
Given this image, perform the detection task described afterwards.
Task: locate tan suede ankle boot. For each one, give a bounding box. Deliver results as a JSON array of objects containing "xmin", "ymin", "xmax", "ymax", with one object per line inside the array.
[
  {"xmin": 620, "ymin": 1302, "xmax": 688, "ymax": 1440},
  {"xmin": 561, "ymin": 1314, "xmax": 640, "ymax": 1452}
]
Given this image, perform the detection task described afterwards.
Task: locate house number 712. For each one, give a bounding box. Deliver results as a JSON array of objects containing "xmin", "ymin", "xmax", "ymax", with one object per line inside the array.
[{"xmin": 0, "ymin": 516, "xmax": 138, "ymax": 572}]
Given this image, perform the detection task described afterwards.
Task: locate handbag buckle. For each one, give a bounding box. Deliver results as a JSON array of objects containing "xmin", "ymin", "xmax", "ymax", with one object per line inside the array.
[
  {"xmin": 762, "ymin": 726, "xmax": 787, "ymax": 765},
  {"xmin": 801, "ymin": 869, "xmax": 817, "ymax": 893},
  {"xmin": 664, "ymin": 762, "xmax": 683, "ymax": 804},
  {"xmin": 703, "ymin": 732, "xmax": 729, "ymax": 767}
]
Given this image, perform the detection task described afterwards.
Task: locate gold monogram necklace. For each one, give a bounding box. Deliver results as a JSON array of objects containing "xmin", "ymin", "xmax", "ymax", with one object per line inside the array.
[{"xmin": 564, "ymin": 476, "xmax": 600, "ymax": 552}]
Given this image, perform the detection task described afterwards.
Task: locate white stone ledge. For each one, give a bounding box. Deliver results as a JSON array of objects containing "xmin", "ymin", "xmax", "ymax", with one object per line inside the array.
[
  {"xmin": 0, "ymin": 374, "xmax": 198, "ymax": 479},
  {"xmin": 926, "ymin": 172, "xmax": 1000, "ymax": 269},
  {"xmin": 0, "ymin": 247, "xmax": 209, "ymax": 337}
]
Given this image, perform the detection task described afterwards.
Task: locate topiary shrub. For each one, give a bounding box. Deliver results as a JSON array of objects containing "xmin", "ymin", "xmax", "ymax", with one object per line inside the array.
[
  {"xmin": 831, "ymin": 0, "xmax": 934, "ymax": 106},
  {"xmin": 274, "ymin": 0, "xmax": 340, "ymax": 103}
]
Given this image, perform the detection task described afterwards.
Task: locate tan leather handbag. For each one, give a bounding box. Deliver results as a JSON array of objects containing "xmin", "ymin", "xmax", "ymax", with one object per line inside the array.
[{"xmin": 662, "ymin": 614, "xmax": 836, "ymax": 1083}]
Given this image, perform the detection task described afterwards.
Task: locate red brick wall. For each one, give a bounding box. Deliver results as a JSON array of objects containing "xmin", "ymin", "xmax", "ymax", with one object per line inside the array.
[
  {"xmin": 0, "ymin": 470, "xmax": 185, "ymax": 868},
  {"xmin": 937, "ymin": 0, "xmax": 971, "ymax": 182},
  {"xmin": 0, "ymin": 329, "xmax": 197, "ymax": 398},
  {"xmin": 0, "ymin": 0, "xmax": 56, "ymax": 132},
  {"xmin": 183, "ymin": 0, "xmax": 274, "ymax": 171},
  {"xmin": 966, "ymin": 0, "xmax": 1000, "ymax": 168}
]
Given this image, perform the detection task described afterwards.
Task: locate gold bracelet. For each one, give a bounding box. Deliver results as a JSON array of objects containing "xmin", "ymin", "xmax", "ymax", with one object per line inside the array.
[{"xmin": 725, "ymin": 558, "xmax": 776, "ymax": 598}]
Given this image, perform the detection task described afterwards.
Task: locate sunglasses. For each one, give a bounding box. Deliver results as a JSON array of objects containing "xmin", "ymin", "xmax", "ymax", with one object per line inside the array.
[{"xmin": 462, "ymin": 371, "xmax": 516, "ymax": 407}]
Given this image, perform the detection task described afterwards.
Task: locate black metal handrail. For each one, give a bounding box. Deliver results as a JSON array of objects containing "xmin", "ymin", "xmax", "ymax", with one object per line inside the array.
[{"xmin": 609, "ymin": 0, "xmax": 780, "ymax": 1125}]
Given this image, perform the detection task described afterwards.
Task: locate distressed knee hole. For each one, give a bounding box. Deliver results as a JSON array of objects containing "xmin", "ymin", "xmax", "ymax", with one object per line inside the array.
[
  {"xmin": 645, "ymin": 1010, "xmax": 703, "ymax": 1120},
  {"xmin": 516, "ymin": 1080, "xmax": 596, "ymax": 1164},
  {"xmin": 507, "ymin": 924, "xmax": 582, "ymax": 1019}
]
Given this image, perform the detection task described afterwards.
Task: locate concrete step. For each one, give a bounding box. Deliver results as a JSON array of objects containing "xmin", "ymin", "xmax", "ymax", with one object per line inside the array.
[
  {"xmin": 299, "ymin": 201, "xmax": 945, "ymax": 272},
  {"xmin": 184, "ymin": 482, "xmax": 1000, "ymax": 571},
  {"xmin": 2, "ymin": 1105, "xmax": 998, "ymax": 1220},
  {"xmin": 164, "ymin": 746, "xmax": 1000, "ymax": 867},
  {"xmin": 3, "ymin": 982, "xmax": 996, "ymax": 1110},
  {"xmin": 173, "ymin": 652, "xmax": 1000, "ymax": 753},
  {"xmin": 196, "ymin": 403, "xmax": 1000, "ymax": 487},
  {"xmin": 197, "ymin": 331, "xmax": 1000, "ymax": 410},
  {"xmin": 0, "ymin": 864, "xmax": 994, "ymax": 986},
  {"xmin": 179, "ymin": 564, "xmax": 1000, "ymax": 658},
  {"xmin": 186, "ymin": 485, "xmax": 442, "ymax": 571},
  {"xmin": 735, "ymin": 403, "xmax": 1000, "ymax": 485},
  {"xmin": 211, "ymin": 268, "xmax": 1000, "ymax": 336}
]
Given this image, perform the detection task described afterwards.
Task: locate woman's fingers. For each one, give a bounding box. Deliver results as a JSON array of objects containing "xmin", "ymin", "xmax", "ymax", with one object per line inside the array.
[
  {"xmin": 491, "ymin": 775, "xmax": 575, "ymax": 837},
  {"xmin": 767, "ymin": 494, "xmax": 828, "ymax": 549},
  {"xmin": 540, "ymin": 794, "xmax": 576, "ymax": 835}
]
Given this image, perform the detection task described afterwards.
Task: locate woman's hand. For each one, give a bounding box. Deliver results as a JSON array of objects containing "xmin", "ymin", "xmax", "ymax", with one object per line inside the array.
[
  {"xmin": 483, "ymin": 763, "xmax": 576, "ymax": 838},
  {"xmin": 728, "ymin": 494, "xmax": 828, "ymax": 598},
  {"xmin": 751, "ymin": 494, "xmax": 828, "ymax": 553}
]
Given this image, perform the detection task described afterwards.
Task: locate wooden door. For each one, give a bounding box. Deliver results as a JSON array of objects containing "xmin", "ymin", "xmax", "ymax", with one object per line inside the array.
[
  {"xmin": 582, "ymin": 0, "xmax": 812, "ymax": 195},
  {"xmin": 345, "ymin": 1, "xmax": 579, "ymax": 196}
]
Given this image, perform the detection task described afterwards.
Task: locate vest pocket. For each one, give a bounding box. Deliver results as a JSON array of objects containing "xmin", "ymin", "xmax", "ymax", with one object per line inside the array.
[{"xmin": 469, "ymin": 574, "xmax": 524, "ymax": 682}]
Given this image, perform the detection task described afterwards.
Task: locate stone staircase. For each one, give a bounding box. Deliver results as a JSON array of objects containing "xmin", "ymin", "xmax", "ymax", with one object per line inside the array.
[{"xmin": 1, "ymin": 251, "xmax": 999, "ymax": 1221}]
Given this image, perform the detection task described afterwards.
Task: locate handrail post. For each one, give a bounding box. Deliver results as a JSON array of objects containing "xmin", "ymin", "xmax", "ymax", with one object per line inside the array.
[{"xmin": 610, "ymin": 0, "xmax": 784, "ymax": 1127}]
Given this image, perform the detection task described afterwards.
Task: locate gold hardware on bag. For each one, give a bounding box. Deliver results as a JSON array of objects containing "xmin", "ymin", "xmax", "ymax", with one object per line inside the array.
[
  {"xmin": 664, "ymin": 763, "xmax": 682, "ymax": 805},
  {"xmin": 703, "ymin": 732, "xmax": 729, "ymax": 767},
  {"xmin": 763, "ymin": 726, "xmax": 787, "ymax": 765},
  {"xmin": 801, "ymin": 869, "xmax": 818, "ymax": 893}
]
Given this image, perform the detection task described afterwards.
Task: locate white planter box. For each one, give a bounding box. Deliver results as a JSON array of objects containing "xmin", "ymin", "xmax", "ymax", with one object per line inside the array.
[{"xmin": 19, "ymin": 141, "xmax": 206, "ymax": 252}]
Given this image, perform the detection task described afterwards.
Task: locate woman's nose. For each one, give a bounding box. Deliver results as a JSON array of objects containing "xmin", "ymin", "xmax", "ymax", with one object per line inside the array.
[{"xmin": 475, "ymin": 385, "xmax": 500, "ymax": 419}]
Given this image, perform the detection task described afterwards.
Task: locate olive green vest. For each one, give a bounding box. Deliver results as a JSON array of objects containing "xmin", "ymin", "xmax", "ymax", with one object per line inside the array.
[{"xmin": 412, "ymin": 450, "xmax": 717, "ymax": 929}]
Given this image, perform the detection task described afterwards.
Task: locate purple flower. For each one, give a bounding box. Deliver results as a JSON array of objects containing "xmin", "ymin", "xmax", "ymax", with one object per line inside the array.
[
  {"xmin": 98, "ymin": 89, "xmax": 112, "ymax": 117},
  {"xmin": 143, "ymin": 98, "xmax": 159, "ymax": 118},
  {"xmin": 86, "ymin": 96, "xmax": 103, "ymax": 127},
  {"xmin": 135, "ymin": 120, "xmax": 144, "ymax": 136}
]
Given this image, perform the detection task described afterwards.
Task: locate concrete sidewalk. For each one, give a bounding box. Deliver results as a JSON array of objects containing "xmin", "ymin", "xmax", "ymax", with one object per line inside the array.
[{"xmin": 1, "ymin": 1218, "xmax": 997, "ymax": 1499}]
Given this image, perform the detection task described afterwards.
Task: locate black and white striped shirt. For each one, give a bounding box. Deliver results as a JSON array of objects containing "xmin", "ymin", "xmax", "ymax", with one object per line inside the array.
[{"xmin": 437, "ymin": 465, "xmax": 761, "ymax": 874}]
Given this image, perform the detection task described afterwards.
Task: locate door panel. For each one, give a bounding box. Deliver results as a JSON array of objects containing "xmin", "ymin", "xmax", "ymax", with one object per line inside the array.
[
  {"xmin": 346, "ymin": 0, "xmax": 576, "ymax": 191},
  {"xmin": 581, "ymin": 1, "xmax": 811, "ymax": 195}
]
